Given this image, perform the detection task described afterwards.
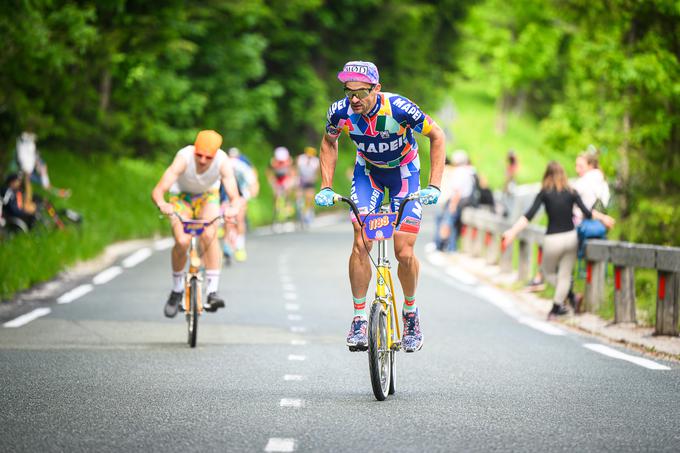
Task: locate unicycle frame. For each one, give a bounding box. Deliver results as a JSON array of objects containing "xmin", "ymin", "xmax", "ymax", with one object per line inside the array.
[{"xmin": 335, "ymin": 192, "xmax": 419, "ymax": 400}]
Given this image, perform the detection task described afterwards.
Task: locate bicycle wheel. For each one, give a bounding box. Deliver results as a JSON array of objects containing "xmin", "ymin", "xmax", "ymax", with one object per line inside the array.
[
  {"xmin": 187, "ymin": 277, "xmax": 199, "ymax": 348},
  {"xmin": 368, "ymin": 301, "xmax": 391, "ymax": 401}
]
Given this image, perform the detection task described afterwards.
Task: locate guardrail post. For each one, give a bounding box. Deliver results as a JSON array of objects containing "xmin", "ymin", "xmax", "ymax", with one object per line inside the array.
[
  {"xmin": 610, "ymin": 243, "xmax": 656, "ymax": 324},
  {"xmin": 655, "ymin": 247, "xmax": 680, "ymax": 336},
  {"xmin": 517, "ymin": 239, "xmax": 532, "ymax": 282},
  {"xmin": 499, "ymin": 242, "xmax": 513, "ymax": 273},
  {"xmin": 473, "ymin": 225, "xmax": 486, "ymax": 257},
  {"xmin": 585, "ymin": 260, "xmax": 607, "ymax": 313},
  {"xmin": 613, "ymin": 265, "xmax": 636, "ymax": 323},
  {"xmin": 584, "ymin": 240, "xmax": 612, "ymax": 314},
  {"xmin": 486, "ymin": 230, "xmax": 499, "ymax": 264}
]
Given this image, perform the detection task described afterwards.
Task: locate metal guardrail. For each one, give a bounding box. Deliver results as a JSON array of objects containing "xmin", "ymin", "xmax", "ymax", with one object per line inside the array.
[{"xmin": 460, "ymin": 207, "xmax": 680, "ymax": 336}]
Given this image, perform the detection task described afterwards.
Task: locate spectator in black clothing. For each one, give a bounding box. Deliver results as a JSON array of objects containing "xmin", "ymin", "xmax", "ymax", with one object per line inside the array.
[
  {"xmin": 1, "ymin": 173, "xmax": 36, "ymax": 230},
  {"xmin": 501, "ymin": 161, "xmax": 614, "ymax": 318}
]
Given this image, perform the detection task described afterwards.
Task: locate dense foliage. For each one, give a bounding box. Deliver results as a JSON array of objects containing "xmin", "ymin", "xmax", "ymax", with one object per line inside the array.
[
  {"xmin": 460, "ymin": 0, "xmax": 680, "ymax": 245},
  {"xmin": 1, "ymin": 0, "xmax": 678, "ymax": 247},
  {"xmin": 0, "ymin": 0, "xmax": 468, "ymax": 162}
]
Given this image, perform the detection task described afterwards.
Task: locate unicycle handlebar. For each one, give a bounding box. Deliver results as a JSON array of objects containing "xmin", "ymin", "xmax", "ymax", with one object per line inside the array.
[{"xmin": 334, "ymin": 192, "xmax": 420, "ymax": 228}]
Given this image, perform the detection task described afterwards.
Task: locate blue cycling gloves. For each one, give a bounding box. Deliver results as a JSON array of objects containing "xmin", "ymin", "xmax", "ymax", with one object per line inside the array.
[
  {"xmin": 315, "ymin": 187, "xmax": 337, "ymax": 207},
  {"xmin": 419, "ymin": 185, "xmax": 441, "ymax": 205},
  {"xmin": 316, "ymin": 185, "xmax": 439, "ymax": 207}
]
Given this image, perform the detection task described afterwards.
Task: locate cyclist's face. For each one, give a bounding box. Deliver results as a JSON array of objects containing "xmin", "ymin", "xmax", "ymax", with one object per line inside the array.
[
  {"xmin": 194, "ymin": 151, "xmax": 214, "ymax": 171},
  {"xmin": 345, "ymin": 81, "xmax": 380, "ymax": 114}
]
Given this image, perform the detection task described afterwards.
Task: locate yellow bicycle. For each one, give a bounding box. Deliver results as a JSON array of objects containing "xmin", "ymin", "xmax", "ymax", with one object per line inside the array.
[
  {"xmin": 172, "ymin": 213, "xmax": 224, "ymax": 348},
  {"xmin": 335, "ymin": 192, "xmax": 420, "ymax": 401}
]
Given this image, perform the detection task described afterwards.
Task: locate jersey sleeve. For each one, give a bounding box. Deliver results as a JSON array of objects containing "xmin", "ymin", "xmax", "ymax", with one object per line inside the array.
[
  {"xmin": 325, "ymin": 98, "xmax": 350, "ymax": 138},
  {"xmin": 390, "ymin": 95, "xmax": 436, "ymax": 135}
]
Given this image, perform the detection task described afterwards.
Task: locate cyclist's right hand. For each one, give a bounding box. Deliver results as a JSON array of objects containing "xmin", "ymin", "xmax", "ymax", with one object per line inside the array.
[
  {"xmin": 158, "ymin": 202, "xmax": 175, "ymax": 216},
  {"xmin": 314, "ymin": 187, "xmax": 337, "ymax": 207}
]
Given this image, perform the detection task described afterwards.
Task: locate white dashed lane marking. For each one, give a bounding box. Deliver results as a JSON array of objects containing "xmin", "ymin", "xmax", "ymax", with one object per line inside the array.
[
  {"xmin": 3, "ymin": 308, "xmax": 51, "ymax": 328},
  {"xmin": 122, "ymin": 248, "xmax": 152, "ymax": 268},
  {"xmin": 288, "ymin": 354, "xmax": 306, "ymax": 361},
  {"xmin": 57, "ymin": 284, "xmax": 94, "ymax": 304},
  {"xmin": 290, "ymin": 326, "xmax": 306, "ymax": 333},
  {"xmin": 279, "ymin": 398, "xmax": 304, "ymax": 408},
  {"xmin": 265, "ymin": 438, "xmax": 296, "ymax": 452},
  {"xmin": 287, "ymin": 314, "xmax": 302, "ymax": 321},
  {"xmin": 285, "ymin": 304, "xmax": 300, "ymax": 311},
  {"xmin": 583, "ymin": 344, "xmax": 670, "ymax": 370},
  {"xmin": 290, "ymin": 340, "xmax": 307, "ymax": 346},
  {"xmin": 283, "ymin": 375, "xmax": 306, "ymax": 381},
  {"xmin": 283, "ymin": 292, "xmax": 298, "ymax": 301},
  {"xmin": 92, "ymin": 266, "xmax": 123, "ymax": 285}
]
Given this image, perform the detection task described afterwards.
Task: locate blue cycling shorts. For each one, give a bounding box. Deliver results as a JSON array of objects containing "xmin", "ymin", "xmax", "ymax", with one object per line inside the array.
[{"xmin": 350, "ymin": 156, "xmax": 422, "ymax": 234}]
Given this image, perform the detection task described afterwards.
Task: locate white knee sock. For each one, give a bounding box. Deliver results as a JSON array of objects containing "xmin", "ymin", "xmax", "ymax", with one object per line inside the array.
[
  {"xmin": 173, "ymin": 272, "xmax": 185, "ymax": 293},
  {"xmin": 206, "ymin": 270, "xmax": 220, "ymax": 294}
]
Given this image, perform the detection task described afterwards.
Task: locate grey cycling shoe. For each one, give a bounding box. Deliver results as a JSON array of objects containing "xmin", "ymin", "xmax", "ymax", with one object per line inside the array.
[{"xmin": 164, "ymin": 291, "xmax": 183, "ymax": 318}]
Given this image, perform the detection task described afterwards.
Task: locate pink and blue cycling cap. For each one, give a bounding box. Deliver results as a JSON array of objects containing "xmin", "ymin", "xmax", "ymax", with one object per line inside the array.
[{"xmin": 337, "ymin": 61, "xmax": 379, "ymax": 85}]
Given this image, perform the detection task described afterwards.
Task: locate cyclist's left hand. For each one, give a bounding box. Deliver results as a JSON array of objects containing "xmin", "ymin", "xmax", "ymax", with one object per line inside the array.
[
  {"xmin": 419, "ymin": 185, "xmax": 441, "ymax": 205},
  {"xmin": 314, "ymin": 187, "xmax": 337, "ymax": 207}
]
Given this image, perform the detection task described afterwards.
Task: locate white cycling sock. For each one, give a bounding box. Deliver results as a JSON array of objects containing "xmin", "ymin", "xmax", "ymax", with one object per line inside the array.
[
  {"xmin": 172, "ymin": 272, "xmax": 185, "ymax": 293},
  {"xmin": 206, "ymin": 270, "xmax": 220, "ymax": 294}
]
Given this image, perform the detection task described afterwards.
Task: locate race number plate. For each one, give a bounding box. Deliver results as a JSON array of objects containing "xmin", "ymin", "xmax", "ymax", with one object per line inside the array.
[{"xmin": 363, "ymin": 213, "xmax": 397, "ymax": 240}]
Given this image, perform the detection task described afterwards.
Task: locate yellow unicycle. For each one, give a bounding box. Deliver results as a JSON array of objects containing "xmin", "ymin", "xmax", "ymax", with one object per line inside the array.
[{"xmin": 336, "ymin": 192, "xmax": 420, "ymax": 401}]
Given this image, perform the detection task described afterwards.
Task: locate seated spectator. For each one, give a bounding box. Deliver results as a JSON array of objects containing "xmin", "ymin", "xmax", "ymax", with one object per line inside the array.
[
  {"xmin": 16, "ymin": 131, "xmax": 71, "ymax": 199},
  {"xmin": 1, "ymin": 173, "xmax": 36, "ymax": 231}
]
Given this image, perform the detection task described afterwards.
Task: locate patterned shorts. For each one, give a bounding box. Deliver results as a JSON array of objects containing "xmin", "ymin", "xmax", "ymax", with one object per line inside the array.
[
  {"xmin": 169, "ymin": 190, "xmax": 220, "ymax": 219},
  {"xmin": 350, "ymin": 157, "xmax": 422, "ymax": 234}
]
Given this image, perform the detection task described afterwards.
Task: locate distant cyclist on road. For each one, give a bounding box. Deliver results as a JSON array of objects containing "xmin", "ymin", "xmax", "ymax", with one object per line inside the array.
[
  {"xmin": 151, "ymin": 130, "xmax": 242, "ymax": 317},
  {"xmin": 221, "ymin": 147, "xmax": 259, "ymax": 262},
  {"xmin": 315, "ymin": 61, "xmax": 446, "ymax": 352},
  {"xmin": 296, "ymin": 146, "xmax": 320, "ymax": 225},
  {"xmin": 267, "ymin": 146, "xmax": 296, "ymax": 221}
]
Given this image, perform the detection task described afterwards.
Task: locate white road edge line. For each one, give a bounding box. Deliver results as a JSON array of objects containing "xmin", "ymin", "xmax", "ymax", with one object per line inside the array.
[
  {"xmin": 583, "ymin": 344, "xmax": 671, "ymax": 370},
  {"xmin": 518, "ymin": 316, "xmax": 566, "ymax": 336},
  {"xmin": 279, "ymin": 398, "xmax": 304, "ymax": 408},
  {"xmin": 57, "ymin": 284, "xmax": 94, "ymax": 304},
  {"xmin": 122, "ymin": 248, "xmax": 152, "ymax": 268},
  {"xmin": 92, "ymin": 266, "xmax": 123, "ymax": 285},
  {"xmin": 3, "ymin": 308, "xmax": 51, "ymax": 328},
  {"xmin": 265, "ymin": 438, "xmax": 296, "ymax": 452},
  {"xmin": 423, "ymin": 261, "xmax": 567, "ymax": 337}
]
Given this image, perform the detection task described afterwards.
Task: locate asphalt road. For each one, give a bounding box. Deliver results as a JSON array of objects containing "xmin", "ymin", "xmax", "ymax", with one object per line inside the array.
[{"xmin": 1, "ymin": 211, "xmax": 678, "ymax": 452}]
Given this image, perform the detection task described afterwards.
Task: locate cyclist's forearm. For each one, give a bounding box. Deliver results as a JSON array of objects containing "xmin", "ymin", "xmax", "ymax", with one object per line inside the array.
[
  {"xmin": 427, "ymin": 125, "xmax": 446, "ymax": 188},
  {"xmin": 319, "ymin": 135, "xmax": 338, "ymax": 188}
]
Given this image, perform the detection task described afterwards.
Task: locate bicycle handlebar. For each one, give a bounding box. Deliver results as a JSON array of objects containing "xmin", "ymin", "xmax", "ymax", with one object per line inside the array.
[
  {"xmin": 170, "ymin": 212, "xmax": 226, "ymax": 226},
  {"xmin": 334, "ymin": 191, "xmax": 420, "ymax": 228}
]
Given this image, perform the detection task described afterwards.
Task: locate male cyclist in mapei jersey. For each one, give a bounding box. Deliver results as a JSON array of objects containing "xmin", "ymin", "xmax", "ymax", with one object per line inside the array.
[{"xmin": 315, "ymin": 61, "xmax": 445, "ymax": 352}]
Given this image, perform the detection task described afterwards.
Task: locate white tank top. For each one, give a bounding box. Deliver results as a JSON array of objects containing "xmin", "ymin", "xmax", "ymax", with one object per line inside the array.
[{"xmin": 170, "ymin": 146, "xmax": 226, "ymax": 194}]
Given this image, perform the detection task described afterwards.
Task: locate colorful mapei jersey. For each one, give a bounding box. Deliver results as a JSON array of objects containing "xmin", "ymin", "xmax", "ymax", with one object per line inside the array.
[{"xmin": 325, "ymin": 93, "xmax": 435, "ymax": 169}]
